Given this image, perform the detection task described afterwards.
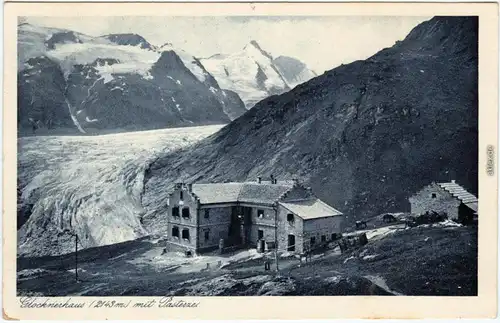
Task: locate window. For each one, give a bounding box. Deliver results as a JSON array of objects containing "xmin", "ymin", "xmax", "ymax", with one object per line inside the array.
[
  {"xmin": 172, "ymin": 226, "xmax": 179, "ymax": 238},
  {"xmin": 431, "ymin": 193, "xmax": 436, "ymax": 198},
  {"xmin": 182, "ymin": 228, "xmax": 190, "ymax": 240},
  {"xmin": 287, "ymin": 213, "xmax": 294, "ymax": 222},
  {"xmin": 172, "ymin": 207, "xmax": 180, "ymax": 218},
  {"xmin": 180, "ymin": 190, "xmax": 184, "ymax": 200},
  {"xmin": 331, "ymin": 233, "xmax": 338, "ymax": 241},
  {"xmin": 182, "ymin": 207, "xmax": 190, "ymax": 219},
  {"xmin": 258, "ymin": 229, "xmax": 264, "ymax": 240},
  {"xmin": 204, "ymin": 230, "xmax": 210, "ymax": 241},
  {"xmin": 204, "ymin": 209, "xmax": 210, "ymax": 219},
  {"xmin": 321, "ymin": 235, "xmax": 326, "ymax": 242},
  {"xmin": 310, "ymin": 236, "xmax": 316, "ymax": 245},
  {"xmin": 257, "ymin": 209, "xmax": 264, "ymax": 219}
]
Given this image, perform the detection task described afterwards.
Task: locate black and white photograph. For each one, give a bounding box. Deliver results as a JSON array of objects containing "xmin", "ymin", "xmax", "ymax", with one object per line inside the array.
[{"xmin": 6, "ymin": 4, "xmax": 497, "ymax": 318}]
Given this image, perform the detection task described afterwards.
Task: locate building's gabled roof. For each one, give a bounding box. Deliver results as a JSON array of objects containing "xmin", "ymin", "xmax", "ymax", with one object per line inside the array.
[
  {"xmin": 191, "ymin": 183, "xmax": 244, "ymax": 204},
  {"xmin": 280, "ymin": 198, "xmax": 343, "ymax": 220},
  {"xmin": 238, "ymin": 182, "xmax": 294, "ymax": 205},
  {"xmin": 190, "ymin": 181, "xmax": 294, "ymax": 205},
  {"xmin": 438, "ymin": 181, "xmax": 478, "ymax": 213}
]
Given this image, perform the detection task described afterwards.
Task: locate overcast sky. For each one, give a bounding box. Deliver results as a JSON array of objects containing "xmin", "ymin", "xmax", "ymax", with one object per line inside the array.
[{"xmin": 25, "ymin": 16, "xmax": 430, "ymax": 72}]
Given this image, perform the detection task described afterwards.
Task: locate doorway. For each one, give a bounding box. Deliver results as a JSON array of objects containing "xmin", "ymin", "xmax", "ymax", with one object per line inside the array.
[
  {"xmin": 287, "ymin": 234, "xmax": 296, "ymax": 252},
  {"xmin": 228, "ymin": 206, "xmax": 253, "ymax": 246}
]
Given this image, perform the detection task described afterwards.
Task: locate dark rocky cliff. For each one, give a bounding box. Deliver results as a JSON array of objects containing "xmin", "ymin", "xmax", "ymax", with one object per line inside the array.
[
  {"xmin": 100, "ymin": 33, "xmax": 155, "ymax": 50},
  {"xmin": 144, "ymin": 17, "xmax": 478, "ymax": 224},
  {"xmin": 45, "ymin": 31, "xmax": 83, "ymax": 50},
  {"xmin": 17, "ymin": 56, "xmax": 74, "ymax": 131},
  {"xmin": 17, "ymin": 25, "xmax": 246, "ymax": 134},
  {"xmin": 65, "ymin": 50, "xmax": 232, "ymax": 131}
]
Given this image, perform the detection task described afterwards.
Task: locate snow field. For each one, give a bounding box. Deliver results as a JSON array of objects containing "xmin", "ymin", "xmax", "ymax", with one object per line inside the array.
[{"xmin": 18, "ymin": 125, "xmax": 223, "ymax": 256}]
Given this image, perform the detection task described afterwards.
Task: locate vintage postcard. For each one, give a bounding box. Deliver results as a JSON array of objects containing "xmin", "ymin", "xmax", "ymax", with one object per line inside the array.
[{"xmin": 3, "ymin": 1, "xmax": 499, "ymax": 320}]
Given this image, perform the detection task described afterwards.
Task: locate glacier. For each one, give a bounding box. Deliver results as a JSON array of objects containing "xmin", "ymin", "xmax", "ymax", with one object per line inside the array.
[{"xmin": 17, "ymin": 125, "xmax": 223, "ymax": 257}]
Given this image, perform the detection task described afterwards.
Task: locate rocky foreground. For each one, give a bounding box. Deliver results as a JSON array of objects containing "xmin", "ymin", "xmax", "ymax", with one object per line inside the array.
[{"xmin": 17, "ymin": 223, "xmax": 477, "ymax": 296}]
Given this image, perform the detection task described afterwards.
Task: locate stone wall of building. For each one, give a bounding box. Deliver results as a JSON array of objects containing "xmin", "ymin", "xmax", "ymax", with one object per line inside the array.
[
  {"xmin": 198, "ymin": 205, "xmax": 233, "ymax": 226},
  {"xmin": 302, "ymin": 216, "xmax": 343, "ymax": 251},
  {"xmin": 250, "ymin": 223, "xmax": 276, "ymax": 249},
  {"xmin": 276, "ymin": 205, "xmax": 305, "ymax": 254},
  {"xmin": 198, "ymin": 205, "xmax": 233, "ymax": 250},
  {"xmin": 167, "ymin": 223, "xmax": 198, "ymax": 250},
  {"xmin": 245, "ymin": 205, "xmax": 277, "ymax": 247},
  {"xmin": 242, "ymin": 204, "xmax": 276, "ymax": 247},
  {"xmin": 409, "ymin": 183, "xmax": 460, "ymax": 220},
  {"xmin": 167, "ymin": 184, "xmax": 199, "ymax": 249}
]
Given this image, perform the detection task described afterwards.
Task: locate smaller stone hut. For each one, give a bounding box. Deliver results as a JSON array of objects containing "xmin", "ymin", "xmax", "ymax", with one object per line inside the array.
[{"xmin": 408, "ymin": 180, "xmax": 478, "ymax": 223}]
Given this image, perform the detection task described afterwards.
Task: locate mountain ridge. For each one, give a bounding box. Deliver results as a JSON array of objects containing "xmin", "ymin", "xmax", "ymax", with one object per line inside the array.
[
  {"xmin": 17, "ymin": 23, "xmax": 246, "ymax": 134},
  {"xmin": 273, "ymin": 55, "xmax": 318, "ymax": 88},
  {"xmin": 143, "ymin": 16, "xmax": 478, "ymax": 230},
  {"xmin": 201, "ymin": 40, "xmax": 317, "ymax": 108},
  {"xmin": 99, "ymin": 33, "xmax": 156, "ymax": 50}
]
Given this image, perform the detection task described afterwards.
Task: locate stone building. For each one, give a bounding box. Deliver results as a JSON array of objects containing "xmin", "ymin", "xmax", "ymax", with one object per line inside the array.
[
  {"xmin": 165, "ymin": 178, "xmax": 344, "ymax": 254},
  {"xmin": 408, "ymin": 180, "xmax": 478, "ymax": 223}
]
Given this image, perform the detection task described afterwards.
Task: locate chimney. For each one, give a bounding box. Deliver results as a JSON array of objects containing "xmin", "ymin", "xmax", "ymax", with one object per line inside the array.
[
  {"xmin": 187, "ymin": 183, "xmax": 193, "ymax": 191},
  {"xmin": 270, "ymin": 174, "xmax": 275, "ymax": 184},
  {"xmin": 257, "ymin": 177, "xmax": 262, "ymax": 184},
  {"xmin": 451, "ymin": 180, "xmax": 456, "ymax": 184}
]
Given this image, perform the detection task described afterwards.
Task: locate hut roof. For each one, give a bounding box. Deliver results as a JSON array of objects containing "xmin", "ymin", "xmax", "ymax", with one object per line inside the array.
[
  {"xmin": 438, "ymin": 181, "xmax": 478, "ymax": 213},
  {"xmin": 280, "ymin": 198, "xmax": 343, "ymax": 220}
]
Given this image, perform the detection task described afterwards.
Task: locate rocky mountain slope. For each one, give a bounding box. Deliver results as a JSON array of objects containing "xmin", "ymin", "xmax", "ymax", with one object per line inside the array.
[
  {"xmin": 17, "ymin": 23, "xmax": 246, "ymax": 134},
  {"xmin": 99, "ymin": 33, "xmax": 156, "ymax": 50},
  {"xmin": 201, "ymin": 41, "xmax": 317, "ymax": 108},
  {"xmin": 273, "ymin": 55, "xmax": 317, "ymax": 88},
  {"xmin": 144, "ymin": 16, "xmax": 478, "ymax": 226}
]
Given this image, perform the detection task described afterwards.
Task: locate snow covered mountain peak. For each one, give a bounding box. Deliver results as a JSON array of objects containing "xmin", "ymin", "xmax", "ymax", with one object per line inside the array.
[
  {"xmin": 155, "ymin": 44, "xmax": 212, "ymax": 85},
  {"xmin": 201, "ymin": 42, "xmax": 316, "ymax": 108},
  {"xmin": 243, "ymin": 40, "xmax": 273, "ymax": 60}
]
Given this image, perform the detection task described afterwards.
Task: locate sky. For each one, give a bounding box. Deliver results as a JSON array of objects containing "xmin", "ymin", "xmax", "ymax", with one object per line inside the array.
[{"xmin": 24, "ymin": 16, "xmax": 430, "ymax": 73}]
